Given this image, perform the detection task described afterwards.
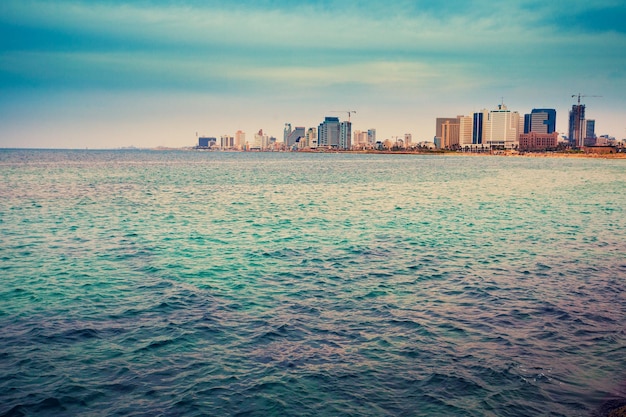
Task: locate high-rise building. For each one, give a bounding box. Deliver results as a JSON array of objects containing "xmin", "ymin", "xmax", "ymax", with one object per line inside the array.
[
  {"xmin": 435, "ymin": 117, "xmax": 458, "ymax": 147},
  {"xmin": 569, "ymin": 104, "xmax": 585, "ymax": 147},
  {"xmin": 285, "ymin": 126, "xmax": 305, "ymax": 148},
  {"xmin": 485, "ymin": 104, "xmax": 520, "ymax": 149},
  {"xmin": 318, "ymin": 117, "xmax": 341, "ymax": 148},
  {"xmin": 253, "ymin": 129, "xmax": 267, "ymax": 150},
  {"xmin": 367, "ymin": 129, "xmax": 376, "ymax": 145},
  {"xmin": 404, "ymin": 133, "xmax": 412, "ymax": 147},
  {"xmin": 472, "ymin": 110, "xmax": 488, "ymax": 145},
  {"xmin": 524, "ymin": 109, "xmax": 556, "ymax": 134},
  {"xmin": 339, "ymin": 121, "xmax": 352, "ymax": 150},
  {"xmin": 458, "ymin": 116, "xmax": 473, "ymax": 147},
  {"xmin": 235, "ymin": 130, "xmax": 246, "ymax": 149},
  {"xmin": 306, "ymin": 127, "xmax": 317, "ymax": 148},
  {"xmin": 441, "ymin": 119, "xmax": 460, "ymax": 149},
  {"xmin": 284, "ymin": 123, "xmax": 292, "ymax": 144},
  {"xmin": 586, "ymin": 119, "xmax": 596, "ymax": 140}
]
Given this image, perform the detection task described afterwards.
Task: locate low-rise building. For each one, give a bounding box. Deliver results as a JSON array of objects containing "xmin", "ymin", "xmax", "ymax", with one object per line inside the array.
[{"xmin": 518, "ymin": 132, "xmax": 558, "ymax": 151}]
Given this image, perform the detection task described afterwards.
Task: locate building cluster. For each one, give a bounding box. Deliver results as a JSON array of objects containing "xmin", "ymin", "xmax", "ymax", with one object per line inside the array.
[
  {"xmin": 197, "ymin": 117, "xmax": 379, "ymax": 151},
  {"xmin": 196, "ymin": 102, "xmax": 620, "ymax": 152},
  {"xmin": 197, "ymin": 129, "xmax": 280, "ymax": 151},
  {"xmin": 434, "ymin": 103, "xmax": 609, "ymax": 152},
  {"xmin": 567, "ymin": 103, "xmax": 611, "ymax": 147},
  {"xmin": 434, "ymin": 105, "xmax": 560, "ymax": 151}
]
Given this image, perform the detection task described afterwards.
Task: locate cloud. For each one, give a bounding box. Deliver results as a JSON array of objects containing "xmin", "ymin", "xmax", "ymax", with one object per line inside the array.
[{"xmin": 1, "ymin": 0, "xmax": 625, "ymax": 145}]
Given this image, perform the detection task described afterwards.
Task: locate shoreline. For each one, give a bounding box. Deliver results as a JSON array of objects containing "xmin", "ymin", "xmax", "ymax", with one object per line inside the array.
[
  {"xmin": 3, "ymin": 147, "xmax": 625, "ymax": 159},
  {"xmin": 301, "ymin": 149, "xmax": 626, "ymax": 159}
]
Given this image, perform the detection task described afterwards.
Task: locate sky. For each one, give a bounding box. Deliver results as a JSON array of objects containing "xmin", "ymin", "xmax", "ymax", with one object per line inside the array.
[{"xmin": 1, "ymin": 0, "xmax": 625, "ymax": 148}]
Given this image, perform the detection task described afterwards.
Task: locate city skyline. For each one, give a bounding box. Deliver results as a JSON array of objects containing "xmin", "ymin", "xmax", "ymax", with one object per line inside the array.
[{"xmin": 1, "ymin": 0, "xmax": 625, "ymax": 149}]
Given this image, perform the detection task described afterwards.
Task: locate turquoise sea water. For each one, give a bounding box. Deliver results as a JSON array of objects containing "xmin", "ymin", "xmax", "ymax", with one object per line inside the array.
[{"xmin": 1, "ymin": 149, "xmax": 625, "ymax": 416}]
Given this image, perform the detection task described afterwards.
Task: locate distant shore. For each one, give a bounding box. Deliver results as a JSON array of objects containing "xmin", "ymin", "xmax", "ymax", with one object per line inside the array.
[{"xmin": 301, "ymin": 149, "xmax": 626, "ymax": 159}]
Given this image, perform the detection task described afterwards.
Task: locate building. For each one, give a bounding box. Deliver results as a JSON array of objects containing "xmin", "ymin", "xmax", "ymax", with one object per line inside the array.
[
  {"xmin": 518, "ymin": 132, "xmax": 559, "ymax": 151},
  {"xmin": 569, "ymin": 104, "xmax": 585, "ymax": 148},
  {"xmin": 441, "ymin": 119, "xmax": 460, "ymax": 149},
  {"xmin": 318, "ymin": 117, "xmax": 340, "ymax": 148},
  {"xmin": 339, "ymin": 121, "xmax": 351, "ymax": 149},
  {"xmin": 306, "ymin": 127, "xmax": 317, "ymax": 148},
  {"xmin": 404, "ymin": 133, "xmax": 412, "ymax": 147},
  {"xmin": 220, "ymin": 135, "xmax": 234, "ymax": 149},
  {"xmin": 472, "ymin": 110, "xmax": 488, "ymax": 146},
  {"xmin": 284, "ymin": 123, "xmax": 292, "ymax": 145},
  {"xmin": 584, "ymin": 145, "xmax": 617, "ymax": 155},
  {"xmin": 458, "ymin": 116, "xmax": 473, "ymax": 147},
  {"xmin": 235, "ymin": 130, "xmax": 246, "ymax": 149},
  {"xmin": 285, "ymin": 126, "xmax": 306, "ymax": 148},
  {"xmin": 198, "ymin": 136, "xmax": 216, "ymax": 148},
  {"xmin": 252, "ymin": 129, "xmax": 268, "ymax": 150},
  {"xmin": 485, "ymin": 104, "xmax": 520, "ymax": 149},
  {"xmin": 584, "ymin": 119, "xmax": 596, "ymax": 146},
  {"xmin": 367, "ymin": 129, "xmax": 376, "ymax": 145},
  {"xmin": 524, "ymin": 109, "xmax": 556, "ymax": 134},
  {"xmin": 435, "ymin": 117, "xmax": 458, "ymax": 148},
  {"xmin": 353, "ymin": 130, "xmax": 369, "ymax": 148}
]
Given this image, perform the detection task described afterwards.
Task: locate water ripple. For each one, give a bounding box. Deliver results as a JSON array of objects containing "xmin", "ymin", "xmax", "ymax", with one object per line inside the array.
[{"xmin": 1, "ymin": 150, "xmax": 625, "ymax": 416}]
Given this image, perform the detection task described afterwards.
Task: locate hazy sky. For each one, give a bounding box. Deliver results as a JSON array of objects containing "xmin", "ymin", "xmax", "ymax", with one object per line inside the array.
[{"xmin": 1, "ymin": 0, "xmax": 625, "ymax": 148}]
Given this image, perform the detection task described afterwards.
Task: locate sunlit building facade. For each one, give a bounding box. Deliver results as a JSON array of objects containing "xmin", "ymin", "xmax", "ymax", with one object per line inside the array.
[
  {"xmin": 485, "ymin": 104, "xmax": 520, "ymax": 149},
  {"xmin": 235, "ymin": 130, "xmax": 246, "ymax": 149},
  {"xmin": 524, "ymin": 108, "xmax": 556, "ymax": 134},
  {"xmin": 459, "ymin": 116, "xmax": 473, "ymax": 147},
  {"xmin": 318, "ymin": 117, "xmax": 340, "ymax": 148}
]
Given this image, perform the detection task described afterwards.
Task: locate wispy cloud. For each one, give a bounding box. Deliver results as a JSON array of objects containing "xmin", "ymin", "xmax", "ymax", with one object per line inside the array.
[{"xmin": 1, "ymin": 0, "xmax": 625, "ymax": 146}]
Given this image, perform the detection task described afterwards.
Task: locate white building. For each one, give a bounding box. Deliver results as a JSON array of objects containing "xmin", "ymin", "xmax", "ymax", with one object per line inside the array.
[
  {"xmin": 485, "ymin": 104, "xmax": 521, "ymax": 149},
  {"xmin": 459, "ymin": 116, "xmax": 473, "ymax": 147},
  {"xmin": 307, "ymin": 127, "xmax": 317, "ymax": 148}
]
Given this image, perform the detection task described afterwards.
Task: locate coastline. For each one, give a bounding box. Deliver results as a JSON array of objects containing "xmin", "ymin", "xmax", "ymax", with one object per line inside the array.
[{"xmin": 301, "ymin": 149, "xmax": 626, "ymax": 159}]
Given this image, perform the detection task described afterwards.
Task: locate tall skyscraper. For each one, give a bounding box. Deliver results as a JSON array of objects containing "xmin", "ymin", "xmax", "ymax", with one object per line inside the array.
[
  {"xmin": 472, "ymin": 110, "xmax": 488, "ymax": 145},
  {"xmin": 339, "ymin": 121, "xmax": 352, "ymax": 150},
  {"xmin": 284, "ymin": 123, "xmax": 292, "ymax": 144},
  {"xmin": 318, "ymin": 117, "xmax": 340, "ymax": 148},
  {"xmin": 458, "ymin": 116, "xmax": 473, "ymax": 147},
  {"xmin": 485, "ymin": 104, "xmax": 520, "ymax": 149},
  {"xmin": 524, "ymin": 109, "xmax": 556, "ymax": 134},
  {"xmin": 568, "ymin": 104, "xmax": 585, "ymax": 147}
]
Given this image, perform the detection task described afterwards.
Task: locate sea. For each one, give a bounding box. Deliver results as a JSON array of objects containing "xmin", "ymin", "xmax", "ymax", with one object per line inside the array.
[{"xmin": 0, "ymin": 149, "xmax": 625, "ymax": 417}]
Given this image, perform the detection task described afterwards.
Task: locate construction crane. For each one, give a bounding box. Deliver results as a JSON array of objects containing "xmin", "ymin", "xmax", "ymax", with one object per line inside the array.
[
  {"xmin": 572, "ymin": 93, "xmax": 601, "ymax": 104},
  {"xmin": 330, "ymin": 110, "xmax": 357, "ymax": 122}
]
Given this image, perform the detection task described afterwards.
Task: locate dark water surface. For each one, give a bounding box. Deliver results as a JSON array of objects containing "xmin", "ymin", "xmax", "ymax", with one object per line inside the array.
[{"xmin": 1, "ymin": 149, "xmax": 625, "ymax": 416}]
